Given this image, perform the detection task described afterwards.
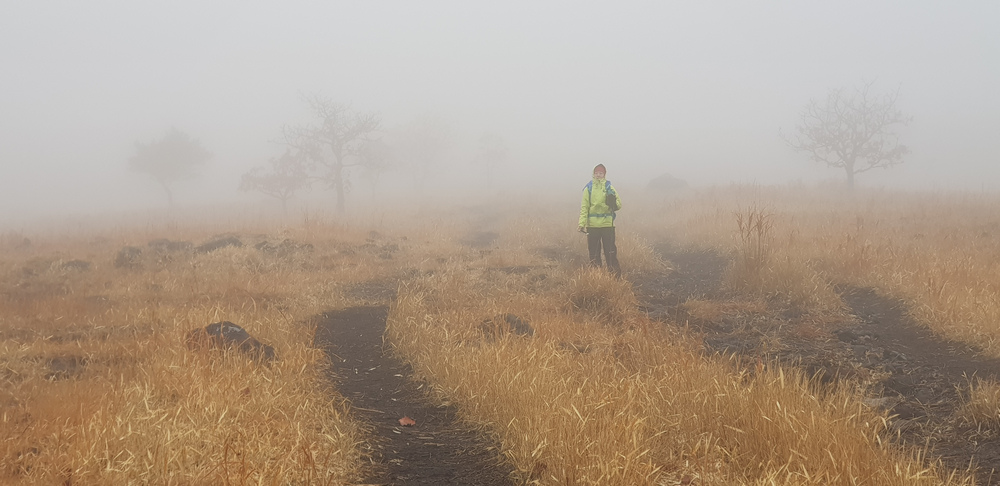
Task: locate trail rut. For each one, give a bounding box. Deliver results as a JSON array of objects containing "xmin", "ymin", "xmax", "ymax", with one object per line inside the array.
[{"xmin": 314, "ymin": 306, "xmax": 515, "ymax": 485}]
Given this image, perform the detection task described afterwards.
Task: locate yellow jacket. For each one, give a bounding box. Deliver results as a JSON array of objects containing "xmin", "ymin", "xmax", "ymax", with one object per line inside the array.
[{"xmin": 579, "ymin": 179, "xmax": 621, "ymax": 228}]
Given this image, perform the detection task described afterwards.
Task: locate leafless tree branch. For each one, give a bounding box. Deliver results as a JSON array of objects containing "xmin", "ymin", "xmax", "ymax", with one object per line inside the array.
[{"xmin": 782, "ymin": 81, "xmax": 910, "ymax": 189}]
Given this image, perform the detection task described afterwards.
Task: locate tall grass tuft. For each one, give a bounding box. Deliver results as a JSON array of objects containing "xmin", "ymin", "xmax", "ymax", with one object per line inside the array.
[
  {"xmin": 956, "ymin": 377, "xmax": 1000, "ymax": 429},
  {"xmin": 729, "ymin": 203, "xmax": 774, "ymax": 292},
  {"xmin": 567, "ymin": 267, "xmax": 643, "ymax": 328}
]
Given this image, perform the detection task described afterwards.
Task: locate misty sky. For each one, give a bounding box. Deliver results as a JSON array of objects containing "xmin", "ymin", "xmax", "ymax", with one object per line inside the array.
[{"xmin": 2, "ymin": 2, "xmax": 998, "ymax": 221}]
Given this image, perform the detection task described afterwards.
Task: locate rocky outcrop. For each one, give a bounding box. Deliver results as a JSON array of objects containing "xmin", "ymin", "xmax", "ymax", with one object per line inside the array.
[
  {"xmin": 194, "ymin": 236, "xmax": 243, "ymax": 254},
  {"xmin": 114, "ymin": 246, "xmax": 143, "ymax": 269}
]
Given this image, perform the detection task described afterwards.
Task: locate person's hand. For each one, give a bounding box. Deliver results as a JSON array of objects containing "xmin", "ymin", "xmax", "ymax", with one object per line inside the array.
[{"xmin": 578, "ymin": 226, "xmax": 587, "ymax": 234}]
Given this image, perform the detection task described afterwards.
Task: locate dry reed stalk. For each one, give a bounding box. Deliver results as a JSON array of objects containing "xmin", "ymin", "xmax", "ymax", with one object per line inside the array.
[{"xmin": 731, "ymin": 203, "xmax": 774, "ymax": 291}]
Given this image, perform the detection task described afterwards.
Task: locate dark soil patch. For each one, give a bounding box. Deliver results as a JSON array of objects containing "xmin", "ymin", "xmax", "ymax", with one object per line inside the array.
[
  {"xmin": 838, "ymin": 287, "xmax": 1000, "ymax": 482},
  {"xmin": 633, "ymin": 241, "xmax": 730, "ymax": 322},
  {"xmin": 644, "ymin": 241, "xmax": 1000, "ymax": 483},
  {"xmin": 314, "ymin": 306, "xmax": 516, "ymax": 485}
]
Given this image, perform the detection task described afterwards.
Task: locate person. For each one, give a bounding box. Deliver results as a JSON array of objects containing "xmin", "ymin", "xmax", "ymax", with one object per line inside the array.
[{"xmin": 578, "ymin": 164, "xmax": 622, "ymax": 277}]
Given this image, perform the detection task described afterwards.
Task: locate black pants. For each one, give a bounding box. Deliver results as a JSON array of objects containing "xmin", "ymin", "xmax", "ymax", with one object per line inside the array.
[{"xmin": 587, "ymin": 227, "xmax": 621, "ymax": 276}]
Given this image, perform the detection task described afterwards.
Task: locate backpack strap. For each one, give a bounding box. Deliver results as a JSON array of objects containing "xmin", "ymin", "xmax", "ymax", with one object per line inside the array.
[{"xmin": 605, "ymin": 181, "xmax": 617, "ymax": 221}]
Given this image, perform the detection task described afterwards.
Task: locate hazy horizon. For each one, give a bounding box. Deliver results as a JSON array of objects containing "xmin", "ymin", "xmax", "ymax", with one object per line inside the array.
[{"xmin": 2, "ymin": 2, "xmax": 998, "ymax": 226}]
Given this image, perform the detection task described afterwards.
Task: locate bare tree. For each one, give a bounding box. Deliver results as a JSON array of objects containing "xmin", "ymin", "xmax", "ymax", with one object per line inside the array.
[
  {"xmin": 281, "ymin": 94, "xmax": 381, "ymax": 213},
  {"xmin": 357, "ymin": 139, "xmax": 395, "ymax": 201},
  {"xmin": 239, "ymin": 150, "xmax": 311, "ymax": 215},
  {"xmin": 783, "ymin": 81, "xmax": 911, "ymax": 189},
  {"xmin": 129, "ymin": 127, "xmax": 211, "ymax": 207},
  {"xmin": 476, "ymin": 132, "xmax": 508, "ymax": 190},
  {"xmin": 396, "ymin": 114, "xmax": 452, "ymax": 187}
]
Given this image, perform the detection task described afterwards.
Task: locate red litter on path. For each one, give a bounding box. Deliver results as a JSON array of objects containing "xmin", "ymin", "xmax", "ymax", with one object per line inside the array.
[{"xmin": 399, "ymin": 416, "xmax": 416, "ymax": 426}]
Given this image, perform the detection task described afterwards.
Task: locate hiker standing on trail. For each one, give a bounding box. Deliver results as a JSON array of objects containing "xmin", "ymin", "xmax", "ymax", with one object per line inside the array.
[{"xmin": 579, "ymin": 164, "xmax": 622, "ymax": 277}]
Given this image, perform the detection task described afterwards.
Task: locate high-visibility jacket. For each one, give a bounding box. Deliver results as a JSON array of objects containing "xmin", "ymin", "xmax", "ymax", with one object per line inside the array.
[{"xmin": 579, "ymin": 178, "xmax": 621, "ymax": 228}]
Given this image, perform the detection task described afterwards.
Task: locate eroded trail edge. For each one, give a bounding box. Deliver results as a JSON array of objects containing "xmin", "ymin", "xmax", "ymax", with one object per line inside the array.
[{"xmin": 314, "ymin": 306, "xmax": 515, "ymax": 486}]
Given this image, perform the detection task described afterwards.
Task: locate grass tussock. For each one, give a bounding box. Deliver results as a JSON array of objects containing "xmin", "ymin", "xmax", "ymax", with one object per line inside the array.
[
  {"xmin": 956, "ymin": 378, "xmax": 1000, "ymax": 429},
  {"xmin": 567, "ymin": 268, "xmax": 643, "ymax": 328}
]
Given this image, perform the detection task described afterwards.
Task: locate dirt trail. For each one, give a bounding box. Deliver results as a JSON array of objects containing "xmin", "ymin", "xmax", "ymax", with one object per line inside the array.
[
  {"xmin": 314, "ymin": 306, "xmax": 515, "ymax": 486},
  {"xmin": 641, "ymin": 241, "xmax": 1000, "ymax": 483},
  {"xmin": 840, "ymin": 287, "xmax": 1000, "ymax": 481},
  {"xmin": 311, "ymin": 237, "xmax": 1000, "ymax": 483}
]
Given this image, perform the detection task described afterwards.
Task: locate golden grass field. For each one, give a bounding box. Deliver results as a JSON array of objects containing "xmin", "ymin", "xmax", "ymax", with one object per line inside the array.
[{"xmin": 3, "ymin": 184, "xmax": 1000, "ymax": 484}]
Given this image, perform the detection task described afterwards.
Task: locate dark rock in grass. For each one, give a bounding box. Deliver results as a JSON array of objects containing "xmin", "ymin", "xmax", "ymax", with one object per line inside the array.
[
  {"xmin": 148, "ymin": 238, "xmax": 193, "ymax": 252},
  {"xmin": 479, "ymin": 313, "xmax": 534, "ymax": 341},
  {"xmin": 45, "ymin": 355, "xmax": 88, "ymax": 380},
  {"xmin": 254, "ymin": 238, "xmax": 314, "ymax": 255},
  {"xmin": 185, "ymin": 321, "xmax": 276, "ymax": 362},
  {"xmin": 114, "ymin": 246, "xmax": 143, "ymax": 269},
  {"xmin": 194, "ymin": 236, "xmax": 243, "ymax": 254},
  {"xmin": 60, "ymin": 259, "xmax": 92, "ymax": 271}
]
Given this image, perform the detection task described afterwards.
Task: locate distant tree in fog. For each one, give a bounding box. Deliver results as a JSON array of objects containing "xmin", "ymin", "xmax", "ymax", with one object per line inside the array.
[
  {"xmin": 396, "ymin": 115, "xmax": 452, "ymax": 186},
  {"xmin": 783, "ymin": 81, "xmax": 910, "ymax": 189},
  {"xmin": 476, "ymin": 132, "xmax": 508, "ymax": 189},
  {"xmin": 281, "ymin": 94, "xmax": 381, "ymax": 213},
  {"xmin": 239, "ymin": 150, "xmax": 311, "ymax": 215},
  {"xmin": 357, "ymin": 138, "xmax": 395, "ymax": 201},
  {"xmin": 128, "ymin": 127, "xmax": 212, "ymax": 207}
]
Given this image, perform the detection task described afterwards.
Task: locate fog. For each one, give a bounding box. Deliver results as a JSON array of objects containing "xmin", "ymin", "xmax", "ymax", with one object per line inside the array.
[{"xmin": 2, "ymin": 2, "xmax": 998, "ymax": 225}]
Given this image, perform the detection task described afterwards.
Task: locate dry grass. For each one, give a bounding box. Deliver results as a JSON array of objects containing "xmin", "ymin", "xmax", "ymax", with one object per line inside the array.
[
  {"xmin": 0, "ymin": 212, "xmax": 415, "ymax": 484},
  {"xmin": 956, "ymin": 378, "xmax": 1000, "ymax": 429},
  {"xmin": 3, "ymin": 187, "xmax": 996, "ymax": 484},
  {"xmin": 388, "ymin": 268, "xmax": 967, "ymax": 484},
  {"xmin": 638, "ymin": 186, "xmax": 1000, "ymax": 355},
  {"xmin": 385, "ymin": 209, "xmax": 971, "ymax": 484}
]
